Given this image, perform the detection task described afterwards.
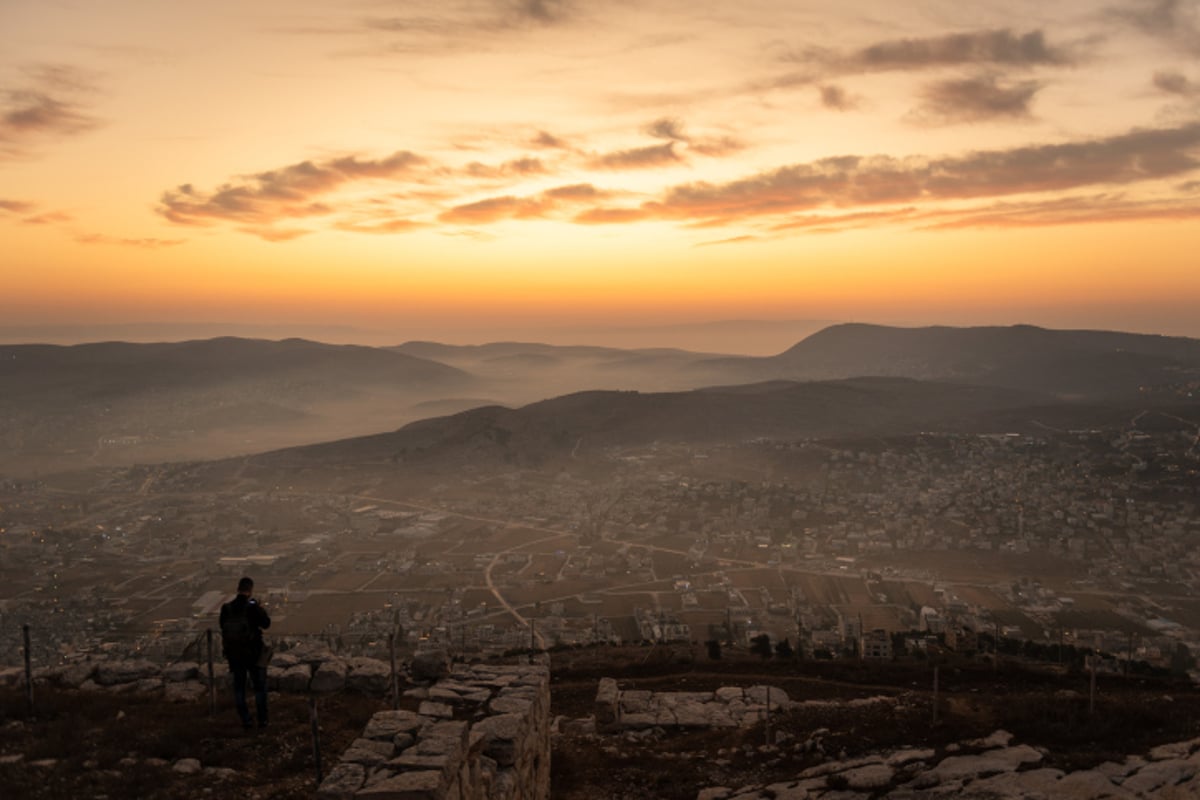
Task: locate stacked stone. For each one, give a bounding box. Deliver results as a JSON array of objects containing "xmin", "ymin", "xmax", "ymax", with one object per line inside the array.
[
  {"xmin": 318, "ymin": 663, "xmax": 550, "ymax": 800},
  {"xmin": 695, "ymin": 731, "xmax": 1200, "ymax": 799},
  {"xmin": 595, "ymin": 678, "xmax": 894, "ymax": 732},
  {"xmin": 0, "ymin": 644, "xmax": 397, "ymax": 699}
]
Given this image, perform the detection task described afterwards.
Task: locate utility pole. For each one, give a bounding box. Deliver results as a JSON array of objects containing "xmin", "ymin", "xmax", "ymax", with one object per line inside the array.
[{"xmin": 932, "ymin": 665, "xmax": 940, "ymax": 725}]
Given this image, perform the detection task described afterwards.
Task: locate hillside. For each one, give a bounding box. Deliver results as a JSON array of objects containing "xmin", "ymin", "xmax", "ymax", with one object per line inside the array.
[
  {"xmin": 0, "ymin": 338, "xmax": 474, "ymax": 475},
  {"xmin": 693, "ymin": 324, "xmax": 1200, "ymax": 400},
  {"xmin": 232, "ymin": 377, "xmax": 1057, "ymax": 474}
]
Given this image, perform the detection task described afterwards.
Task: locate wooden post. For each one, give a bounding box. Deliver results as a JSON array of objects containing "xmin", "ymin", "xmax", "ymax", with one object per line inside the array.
[
  {"xmin": 309, "ymin": 696, "xmax": 323, "ymax": 785},
  {"xmin": 529, "ymin": 617, "xmax": 536, "ymax": 651},
  {"xmin": 206, "ymin": 628, "xmax": 216, "ymax": 715},
  {"xmin": 22, "ymin": 624, "xmax": 34, "ymax": 718},
  {"xmin": 389, "ymin": 632, "xmax": 399, "ymax": 711},
  {"xmin": 932, "ymin": 665, "xmax": 939, "ymax": 725}
]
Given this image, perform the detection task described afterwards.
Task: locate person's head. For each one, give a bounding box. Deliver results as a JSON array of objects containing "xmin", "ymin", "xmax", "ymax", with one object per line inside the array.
[{"xmin": 237, "ymin": 576, "xmax": 254, "ymax": 596}]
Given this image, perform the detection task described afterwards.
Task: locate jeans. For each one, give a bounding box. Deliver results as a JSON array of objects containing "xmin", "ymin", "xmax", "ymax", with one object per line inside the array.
[{"xmin": 229, "ymin": 658, "xmax": 268, "ymax": 726}]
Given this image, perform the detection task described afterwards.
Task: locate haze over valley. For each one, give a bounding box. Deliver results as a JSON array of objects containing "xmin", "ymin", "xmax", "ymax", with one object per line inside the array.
[{"xmin": 3, "ymin": 323, "xmax": 1199, "ymax": 687}]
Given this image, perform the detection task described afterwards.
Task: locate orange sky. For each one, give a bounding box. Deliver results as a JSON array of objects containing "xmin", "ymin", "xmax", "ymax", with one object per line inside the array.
[{"xmin": 3, "ymin": 0, "xmax": 1200, "ymax": 349}]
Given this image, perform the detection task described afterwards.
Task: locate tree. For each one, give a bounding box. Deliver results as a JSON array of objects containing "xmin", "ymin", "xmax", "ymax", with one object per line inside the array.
[
  {"xmin": 705, "ymin": 639, "xmax": 722, "ymax": 660},
  {"xmin": 775, "ymin": 638, "xmax": 794, "ymax": 659},
  {"xmin": 1171, "ymin": 643, "xmax": 1195, "ymax": 676}
]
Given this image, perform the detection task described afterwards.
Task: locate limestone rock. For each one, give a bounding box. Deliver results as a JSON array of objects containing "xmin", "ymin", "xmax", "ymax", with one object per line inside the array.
[
  {"xmin": 94, "ymin": 660, "xmax": 160, "ymax": 686},
  {"xmin": 316, "ymin": 762, "xmax": 366, "ymax": 799},
  {"xmin": 172, "ymin": 758, "xmax": 202, "ymax": 775},
  {"xmin": 356, "ymin": 770, "xmax": 443, "ymax": 798},
  {"xmin": 346, "ymin": 657, "xmax": 391, "ymax": 695},
  {"xmin": 278, "ymin": 663, "xmax": 312, "ymax": 693},
  {"xmin": 362, "ymin": 710, "xmax": 423, "ymax": 741},
  {"xmin": 310, "ymin": 660, "xmax": 347, "ymax": 693},
  {"xmin": 410, "ymin": 649, "xmax": 450, "ymax": 682},
  {"xmin": 164, "ymin": 680, "xmax": 207, "ymax": 703},
  {"xmin": 162, "ymin": 662, "xmax": 199, "ymax": 683}
]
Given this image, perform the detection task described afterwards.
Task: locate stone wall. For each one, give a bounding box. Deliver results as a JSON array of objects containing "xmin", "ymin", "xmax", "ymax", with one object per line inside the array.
[
  {"xmin": 317, "ymin": 662, "xmax": 550, "ymax": 800},
  {"xmin": 595, "ymin": 677, "xmax": 894, "ymax": 732}
]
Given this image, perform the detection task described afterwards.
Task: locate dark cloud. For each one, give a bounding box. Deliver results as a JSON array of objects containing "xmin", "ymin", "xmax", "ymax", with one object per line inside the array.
[
  {"xmin": 157, "ymin": 151, "xmax": 426, "ymax": 228},
  {"xmin": 1, "ymin": 65, "xmax": 101, "ymax": 160},
  {"xmin": 911, "ymin": 74, "xmax": 1042, "ymax": 124},
  {"xmin": 645, "ymin": 117, "xmax": 689, "ymax": 141},
  {"xmin": 819, "ymin": 84, "xmax": 857, "ymax": 111},
  {"xmin": 543, "ymin": 183, "xmax": 608, "ymax": 200},
  {"xmin": 589, "ymin": 142, "xmax": 681, "ymax": 170},
  {"xmin": 842, "ymin": 28, "xmax": 1071, "ymax": 71},
  {"xmin": 531, "ymin": 130, "xmax": 569, "ymax": 149},
  {"xmin": 627, "ymin": 123, "xmax": 1200, "ymax": 224},
  {"xmin": 0, "ymin": 199, "xmax": 35, "ymax": 214},
  {"xmin": 511, "ymin": 0, "xmax": 573, "ymax": 25},
  {"xmin": 918, "ymin": 193, "xmax": 1200, "ymax": 230},
  {"xmin": 1153, "ymin": 69, "xmax": 1195, "ymax": 95},
  {"xmin": 1116, "ymin": 0, "xmax": 1200, "ymax": 54}
]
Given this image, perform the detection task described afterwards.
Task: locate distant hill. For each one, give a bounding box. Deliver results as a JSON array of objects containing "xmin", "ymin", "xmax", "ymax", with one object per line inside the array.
[
  {"xmin": 243, "ymin": 377, "xmax": 1062, "ymax": 471},
  {"xmin": 693, "ymin": 324, "xmax": 1200, "ymax": 400},
  {"xmin": 0, "ymin": 337, "xmax": 474, "ymax": 474}
]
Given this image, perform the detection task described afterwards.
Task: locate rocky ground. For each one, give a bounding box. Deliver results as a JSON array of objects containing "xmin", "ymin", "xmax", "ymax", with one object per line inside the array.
[{"xmin": 2, "ymin": 645, "xmax": 1199, "ymax": 799}]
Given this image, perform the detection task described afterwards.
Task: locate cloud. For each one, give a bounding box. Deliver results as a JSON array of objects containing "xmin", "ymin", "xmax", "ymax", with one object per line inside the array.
[
  {"xmin": 819, "ymin": 84, "xmax": 857, "ymax": 111},
  {"xmin": 589, "ymin": 142, "xmax": 681, "ymax": 170},
  {"xmin": 531, "ymin": 130, "xmax": 570, "ymax": 149},
  {"xmin": 696, "ymin": 235, "xmax": 758, "ymax": 247},
  {"xmin": 917, "ymin": 193, "xmax": 1200, "ymax": 230},
  {"xmin": 509, "ymin": 0, "xmax": 573, "ymax": 25},
  {"xmin": 157, "ymin": 151, "xmax": 426, "ymax": 228},
  {"xmin": 1, "ymin": 65, "xmax": 102, "ymax": 160},
  {"xmin": 645, "ymin": 117, "xmax": 689, "ymax": 141},
  {"xmin": 622, "ymin": 122, "xmax": 1200, "ymax": 225},
  {"xmin": 333, "ymin": 218, "xmax": 424, "ymax": 234},
  {"xmin": 911, "ymin": 74, "xmax": 1043, "ymax": 124},
  {"xmin": 21, "ymin": 211, "xmax": 74, "ymax": 225},
  {"xmin": 572, "ymin": 207, "xmax": 652, "ymax": 224},
  {"xmin": 1153, "ymin": 69, "xmax": 1196, "ymax": 95},
  {"xmin": 239, "ymin": 226, "xmax": 311, "ymax": 242},
  {"xmin": 831, "ymin": 28, "xmax": 1071, "ymax": 72},
  {"xmin": 543, "ymin": 183, "xmax": 609, "ymax": 200},
  {"xmin": 438, "ymin": 194, "xmax": 549, "ymax": 224},
  {"xmin": 464, "ymin": 156, "xmax": 548, "ymax": 179},
  {"xmin": 0, "ymin": 199, "xmax": 35, "ymax": 214},
  {"xmin": 74, "ymin": 233, "xmax": 185, "ymax": 248},
  {"xmin": 1116, "ymin": 0, "xmax": 1200, "ymax": 54}
]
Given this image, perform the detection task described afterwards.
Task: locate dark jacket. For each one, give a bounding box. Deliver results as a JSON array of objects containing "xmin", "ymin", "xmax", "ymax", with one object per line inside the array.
[{"xmin": 219, "ymin": 594, "xmax": 271, "ymax": 663}]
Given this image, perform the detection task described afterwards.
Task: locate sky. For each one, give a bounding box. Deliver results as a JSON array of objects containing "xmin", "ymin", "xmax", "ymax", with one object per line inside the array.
[{"xmin": 3, "ymin": 0, "xmax": 1200, "ymax": 350}]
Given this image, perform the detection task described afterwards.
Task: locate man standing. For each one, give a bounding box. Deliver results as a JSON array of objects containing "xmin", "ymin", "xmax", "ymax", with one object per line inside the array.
[{"xmin": 219, "ymin": 576, "xmax": 271, "ymax": 729}]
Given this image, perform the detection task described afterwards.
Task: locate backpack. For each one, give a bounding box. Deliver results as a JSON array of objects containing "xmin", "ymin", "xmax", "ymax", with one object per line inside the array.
[{"xmin": 220, "ymin": 601, "xmax": 254, "ymax": 659}]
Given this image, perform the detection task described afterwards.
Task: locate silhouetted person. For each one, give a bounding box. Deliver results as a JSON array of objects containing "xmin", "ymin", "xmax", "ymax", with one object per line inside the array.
[{"xmin": 220, "ymin": 576, "xmax": 271, "ymax": 729}]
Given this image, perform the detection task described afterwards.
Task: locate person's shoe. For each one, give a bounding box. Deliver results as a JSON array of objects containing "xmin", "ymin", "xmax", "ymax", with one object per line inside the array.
[{"xmin": 241, "ymin": 720, "xmax": 254, "ymax": 730}]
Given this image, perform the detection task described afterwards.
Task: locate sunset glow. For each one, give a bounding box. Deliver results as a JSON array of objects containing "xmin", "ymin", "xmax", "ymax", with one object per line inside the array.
[{"xmin": 4, "ymin": 0, "xmax": 1200, "ymax": 347}]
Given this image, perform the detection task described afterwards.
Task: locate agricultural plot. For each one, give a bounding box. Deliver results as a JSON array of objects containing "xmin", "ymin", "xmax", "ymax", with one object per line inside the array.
[
  {"xmin": 278, "ymin": 592, "xmax": 390, "ymax": 634},
  {"xmin": 1054, "ymin": 609, "xmax": 1152, "ymax": 635},
  {"xmin": 727, "ymin": 568, "xmax": 787, "ymax": 591}
]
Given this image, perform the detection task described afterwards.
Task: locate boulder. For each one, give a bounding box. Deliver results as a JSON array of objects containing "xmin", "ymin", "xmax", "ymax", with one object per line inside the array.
[
  {"xmin": 94, "ymin": 660, "xmax": 160, "ymax": 686},
  {"xmin": 345, "ymin": 657, "xmax": 391, "ymax": 694},
  {"xmin": 162, "ymin": 662, "xmax": 199, "ymax": 683},
  {"xmin": 410, "ymin": 649, "xmax": 450, "ymax": 682},
  {"xmin": 278, "ymin": 663, "xmax": 312, "ymax": 692},
  {"xmin": 310, "ymin": 660, "xmax": 347, "ymax": 693},
  {"xmin": 362, "ymin": 710, "xmax": 423, "ymax": 741},
  {"xmin": 172, "ymin": 758, "xmax": 202, "ymax": 775},
  {"xmin": 316, "ymin": 762, "xmax": 366, "ymax": 800}
]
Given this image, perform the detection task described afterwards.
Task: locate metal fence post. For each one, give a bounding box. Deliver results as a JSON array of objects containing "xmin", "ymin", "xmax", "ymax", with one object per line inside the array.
[
  {"xmin": 23, "ymin": 624, "xmax": 34, "ymax": 718},
  {"xmin": 932, "ymin": 665, "xmax": 939, "ymax": 725},
  {"xmin": 389, "ymin": 632, "xmax": 399, "ymax": 710},
  {"xmin": 206, "ymin": 628, "xmax": 216, "ymax": 715},
  {"xmin": 309, "ymin": 696, "xmax": 324, "ymax": 785}
]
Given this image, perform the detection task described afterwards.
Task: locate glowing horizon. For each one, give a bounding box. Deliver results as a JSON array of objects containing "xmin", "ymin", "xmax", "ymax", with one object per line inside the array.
[{"xmin": 4, "ymin": 0, "xmax": 1200, "ymax": 348}]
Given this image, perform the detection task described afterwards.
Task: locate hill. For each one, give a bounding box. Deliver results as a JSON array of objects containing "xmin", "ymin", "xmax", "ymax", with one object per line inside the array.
[
  {"xmin": 0, "ymin": 337, "xmax": 474, "ymax": 475},
  {"xmin": 235, "ymin": 377, "xmax": 1057, "ymax": 473},
  {"xmin": 693, "ymin": 324, "xmax": 1200, "ymax": 400}
]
